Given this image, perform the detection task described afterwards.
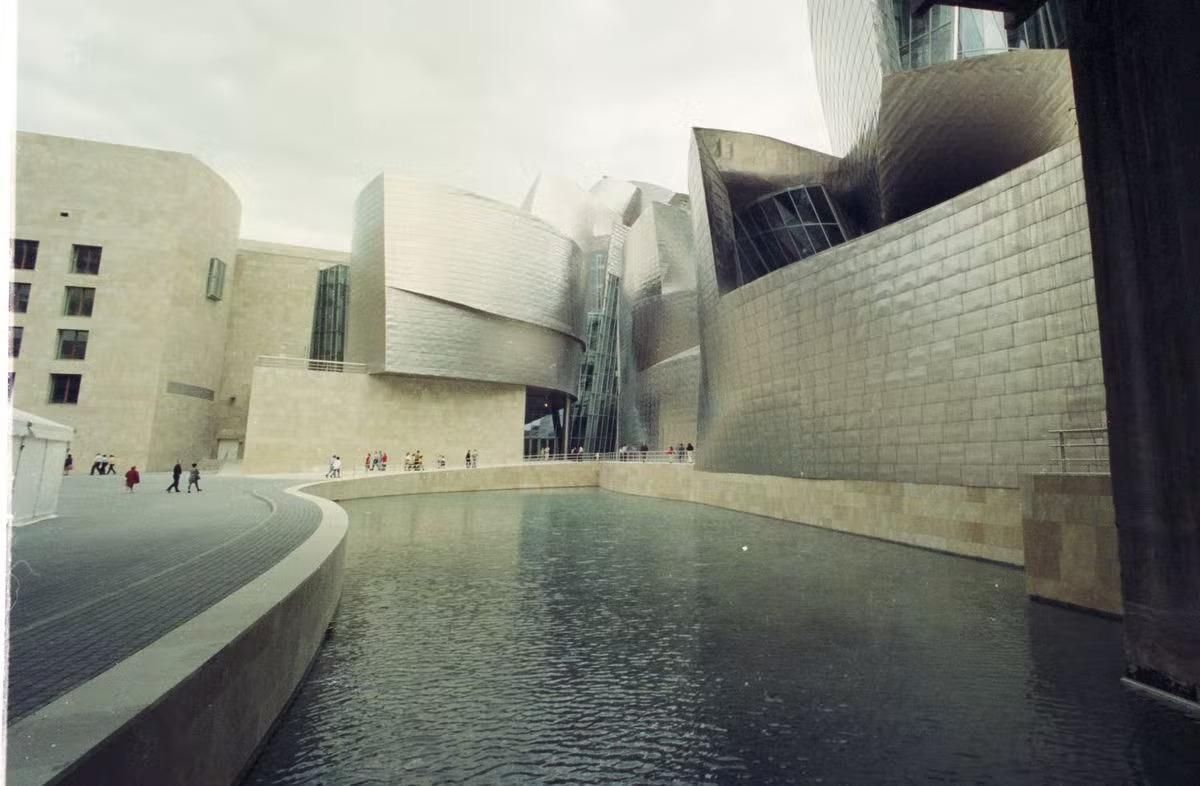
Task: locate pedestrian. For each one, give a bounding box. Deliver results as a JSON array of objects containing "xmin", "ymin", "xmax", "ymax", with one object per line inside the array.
[
  {"xmin": 666, "ymin": 445, "xmax": 675, "ymax": 461},
  {"xmin": 187, "ymin": 463, "xmax": 202, "ymax": 493},
  {"xmin": 365, "ymin": 452, "xmax": 371, "ymax": 472},
  {"xmin": 326, "ymin": 454, "xmax": 336, "ymax": 478},
  {"xmin": 166, "ymin": 460, "xmax": 183, "ymax": 493},
  {"xmin": 437, "ymin": 454, "xmax": 446, "ymax": 468},
  {"xmin": 677, "ymin": 442, "xmax": 686, "ymax": 462},
  {"xmin": 381, "ymin": 451, "xmax": 388, "ymax": 471},
  {"xmin": 96, "ymin": 454, "xmax": 109, "ymax": 475},
  {"xmin": 63, "ymin": 452, "xmax": 74, "ymax": 475},
  {"xmin": 465, "ymin": 449, "xmax": 472, "ymax": 468},
  {"xmin": 471, "ymin": 448, "xmax": 479, "ymax": 468},
  {"xmin": 106, "ymin": 455, "xmax": 117, "ymax": 475},
  {"xmin": 89, "ymin": 452, "xmax": 103, "ymax": 475},
  {"xmin": 124, "ymin": 465, "xmax": 140, "ymax": 492},
  {"xmin": 333, "ymin": 455, "xmax": 342, "ymax": 478},
  {"xmin": 686, "ymin": 442, "xmax": 695, "ymax": 463}
]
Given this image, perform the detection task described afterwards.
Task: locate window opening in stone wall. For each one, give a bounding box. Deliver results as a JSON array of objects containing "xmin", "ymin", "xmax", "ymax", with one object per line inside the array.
[
  {"xmin": 7, "ymin": 372, "xmax": 13, "ymax": 399},
  {"xmin": 309, "ymin": 264, "xmax": 349, "ymax": 364},
  {"xmin": 13, "ymin": 239, "xmax": 38, "ymax": 270},
  {"xmin": 10, "ymin": 326, "xmax": 23, "ymax": 357},
  {"xmin": 11, "ymin": 282, "xmax": 31, "ymax": 313},
  {"xmin": 71, "ymin": 244, "xmax": 102, "ymax": 274},
  {"xmin": 57, "ymin": 329, "xmax": 89, "ymax": 360},
  {"xmin": 49, "ymin": 373, "xmax": 82, "ymax": 404},
  {"xmin": 64, "ymin": 286, "xmax": 96, "ymax": 317},
  {"xmin": 206, "ymin": 257, "xmax": 226, "ymax": 300}
]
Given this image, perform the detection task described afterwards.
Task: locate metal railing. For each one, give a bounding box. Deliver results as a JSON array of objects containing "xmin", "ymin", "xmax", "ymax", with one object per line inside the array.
[
  {"xmin": 1046, "ymin": 427, "xmax": 1109, "ymax": 474},
  {"xmin": 523, "ymin": 450, "xmax": 696, "ymax": 465},
  {"xmin": 255, "ymin": 355, "xmax": 368, "ymax": 374}
]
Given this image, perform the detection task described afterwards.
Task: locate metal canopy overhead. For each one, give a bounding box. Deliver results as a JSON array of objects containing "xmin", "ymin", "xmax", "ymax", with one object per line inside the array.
[{"xmin": 908, "ymin": 0, "xmax": 1048, "ymax": 28}]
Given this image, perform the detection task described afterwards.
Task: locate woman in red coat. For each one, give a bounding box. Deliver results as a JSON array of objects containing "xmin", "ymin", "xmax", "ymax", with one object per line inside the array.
[{"xmin": 124, "ymin": 466, "xmax": 140, "ymax": 492}]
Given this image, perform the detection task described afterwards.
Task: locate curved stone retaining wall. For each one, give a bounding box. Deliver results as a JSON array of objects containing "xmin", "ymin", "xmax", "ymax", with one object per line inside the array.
[{"xmin": 6, "ymin": 488, "xmax": 348, "ymax": 786}]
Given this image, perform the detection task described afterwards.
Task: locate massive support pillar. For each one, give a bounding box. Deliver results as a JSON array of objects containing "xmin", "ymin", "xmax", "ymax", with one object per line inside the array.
[{"xmin": 1064, "ymin": 2, "xmax": 1200, "ymax": 701}]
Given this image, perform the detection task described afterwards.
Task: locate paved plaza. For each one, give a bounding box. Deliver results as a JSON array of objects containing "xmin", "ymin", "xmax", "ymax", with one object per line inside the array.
[{"xmin": 7, "ymin": 473, "xmax": 321, "ymax": 723}]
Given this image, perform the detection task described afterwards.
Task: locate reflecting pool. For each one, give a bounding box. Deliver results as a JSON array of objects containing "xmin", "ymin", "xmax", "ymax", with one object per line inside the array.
[{"xmin": 246, "ymin": 489, "xmax": 1200, "ymax": 783}]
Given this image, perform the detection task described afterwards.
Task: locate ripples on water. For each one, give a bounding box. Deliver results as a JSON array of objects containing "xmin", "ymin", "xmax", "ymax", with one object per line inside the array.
[{"xmin": 245, "ymin": 489, "xmax": 1200, "ymax": 784}]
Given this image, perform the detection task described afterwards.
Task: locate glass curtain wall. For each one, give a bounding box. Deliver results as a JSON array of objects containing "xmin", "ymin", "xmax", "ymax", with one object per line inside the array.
[
  {"xmin": 309, "ymin": 264, "xmax": 349, "ymax": 366},
  {"xmin": 732, "ymin": 185, "xmax": 848, "ymax": 289},
  {"xmin": 569, "ymin": 250, "xmax": 621, "ymax": 455},
  {"xmin": 891, "ymin": 2, "xmax": 1010, "ymax": 69}
]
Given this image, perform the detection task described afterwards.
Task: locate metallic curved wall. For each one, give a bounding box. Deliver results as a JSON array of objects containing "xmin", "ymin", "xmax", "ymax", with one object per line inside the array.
[
  {"xmin": 808, "ymin": 1, "xmax": 1074, "ymax": 230},
  {"xmin": 690, "ymin": 132, "xmax": 1106, "ymax": 488},
  {"xmin": 349, "ymin": 175, "xmax": 586, "ymax": 396},
  {"xmin": 619, "ymin": 201, "xmax": 700, "ymax": 448}
]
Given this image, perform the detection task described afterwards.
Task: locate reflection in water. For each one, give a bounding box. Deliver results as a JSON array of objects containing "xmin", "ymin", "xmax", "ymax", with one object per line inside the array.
[{"xmin": 246, "ymin": 489, "xmax": 1200, "ymax": 783}]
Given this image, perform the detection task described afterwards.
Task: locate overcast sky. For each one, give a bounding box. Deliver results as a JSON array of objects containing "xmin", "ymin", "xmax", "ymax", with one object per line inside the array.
[{"xmin": 18, "ymin": 0, "xmax": 829, "ymax": 251}]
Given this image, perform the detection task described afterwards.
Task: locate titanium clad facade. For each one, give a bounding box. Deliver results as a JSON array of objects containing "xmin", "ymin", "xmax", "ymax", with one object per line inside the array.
[
  {"xmin": 349, "ymin": 175, "xmax": 586, "ymax": 396},
  {"xmin": 619, "ymin": 201, "xmax": 699, "ymax": 448},
  {"xmin": 808, "ymin": 1, "xmax": 1074, "ymax": 229},
  {"xmin": 690, "ymin": 136, "xmax": 1106, "ymax": 488}
]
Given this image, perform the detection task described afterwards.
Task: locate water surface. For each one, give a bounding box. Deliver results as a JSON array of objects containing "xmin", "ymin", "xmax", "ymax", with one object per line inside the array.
[{"xmin": 247, "ymin": 489, "xmax": 1200, "ymax": 783}]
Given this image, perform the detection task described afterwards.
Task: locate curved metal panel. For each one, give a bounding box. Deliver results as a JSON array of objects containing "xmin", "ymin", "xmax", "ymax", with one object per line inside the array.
[
  {"xmin": 384, "ymin": 289, "xmax": 582, "ymax": 395},
  {"xmin": 382, "ymin": 176, "xmax": 585, "ymax": 340}
]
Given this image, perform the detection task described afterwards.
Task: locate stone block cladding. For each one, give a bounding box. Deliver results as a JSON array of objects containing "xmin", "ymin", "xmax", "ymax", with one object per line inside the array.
[
  {"xmin": 1021, "ymin": 473, "xmax": 1122, "ymax": 615},
  {"xmin": 694, "ymin": 140, "xmax": 1104, "ymax": 489}
]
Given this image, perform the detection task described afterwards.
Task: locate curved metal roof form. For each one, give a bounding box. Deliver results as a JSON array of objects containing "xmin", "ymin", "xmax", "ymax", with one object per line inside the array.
[{"xmin": 877, "ymin": 49, "xmax": 1077, "ymax": 222}]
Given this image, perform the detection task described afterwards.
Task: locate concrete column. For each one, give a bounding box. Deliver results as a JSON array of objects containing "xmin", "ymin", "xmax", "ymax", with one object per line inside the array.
[{"xmin": 1064, "ymin": 1, "xmax": 1200, "ymax": 702}]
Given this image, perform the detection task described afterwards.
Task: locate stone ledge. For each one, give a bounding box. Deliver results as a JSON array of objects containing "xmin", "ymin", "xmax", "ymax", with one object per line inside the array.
[{"xmin": 5, "ymin": 487, "xmax": 348, "ymax": 786}]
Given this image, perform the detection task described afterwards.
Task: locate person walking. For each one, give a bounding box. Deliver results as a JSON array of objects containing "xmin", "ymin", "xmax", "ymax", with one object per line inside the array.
[
  {"xmin": 187, "ymin": 463, "xmax": 202, "ymax": 493},
  {"xmin": 166, "ymin": 461, "xmax": 183, "ymax": 493},
  {"xmin": 326, "ymin": 454, "xmax": 336, "ymax": 478},
  {"xmin": 465, "ymin": 449, "xmax": 472, "ymax": 468},
  {"xmin": 106, "ymin": 455, "xmax": 117, "ymax": 475},
  {"xmin": 686, "ymin": 442, "xmax": 695, "ymax": 463},
  {"xmin": 63, "ymin": 452, "xmax": 74, "ymax": 475},
  {"xmin": 124, "ymin": 465, "xmax": 140, "ymax": 492},
  {"xmin": 381, "ymin": 451, "xmax": 388, "ymax": 471},
  {"xmin": 333, "ymin": 455, "xmax": 342, "ymax": 478},
  {"xmin": 90, "ymin": 453, "xmax": 103, "ymax": 475},
  {"xmin": 471, "ymin": 448, "xmax": 479, "ymax": 468},
  {"xmin": 365, "ymin": 452, "xmax": 371, "ymax": 472}
]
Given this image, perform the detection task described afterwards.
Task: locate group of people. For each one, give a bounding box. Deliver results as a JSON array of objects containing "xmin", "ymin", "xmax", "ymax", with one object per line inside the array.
[
  {"xmin": 403, "ymin": 451, "xmax": 424, "ymax": 471},
  {"xmin": 88, "ymin": 453, "xmax": 119, "ymax": 475},
  {"xmin": 464, "ymin": 449, "xmax": 480, "ymax": 468},
  {"xmin": 365, "ymin": 450, "xmax": 389, "ymax": 471},
  {"xmin": 115, "ymin": 460, "xmax": 201, "ymax": 493},
  {"xmin": 326, "ymin": 455, "xmax": 344, "ymax": 478},
  {"xmin": 665, "ymin": 442, "xmax": 696, "ymax": 463}
]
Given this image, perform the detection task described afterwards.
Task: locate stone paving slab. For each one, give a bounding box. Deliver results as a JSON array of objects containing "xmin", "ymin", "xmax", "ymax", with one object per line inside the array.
[{"xmin": 7, "ymin": 474, "xmax": 321, "ymax": 723}]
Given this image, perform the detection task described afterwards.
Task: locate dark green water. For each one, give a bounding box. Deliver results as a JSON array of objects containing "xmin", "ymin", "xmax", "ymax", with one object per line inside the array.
[{"xmin": 246, "ymin": 489, "xmax": 1200, "ymax": 784}]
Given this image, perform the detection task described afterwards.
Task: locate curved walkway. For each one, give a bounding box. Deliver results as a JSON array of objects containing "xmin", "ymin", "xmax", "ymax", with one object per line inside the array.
[{"xmin": 7, "ymin": 473, "xmax": 321, "ymax": 723}]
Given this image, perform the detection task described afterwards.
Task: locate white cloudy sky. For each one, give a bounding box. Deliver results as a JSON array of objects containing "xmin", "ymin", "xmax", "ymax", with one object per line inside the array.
[{"xmin": 17, "ymin": 0, "xmax": 829, "ymax": 251}]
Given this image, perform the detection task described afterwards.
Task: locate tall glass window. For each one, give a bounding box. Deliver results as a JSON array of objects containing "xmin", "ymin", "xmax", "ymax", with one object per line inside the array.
[
  {"xmin": 49, "ymin": 373, "xmax": 82, "ymax": 404},
  {"xmin": 10, "ymin": 326, "xmax": 23, "ymax": 358},
  {"xmin": 309, "ymin": 264, "xmax": 349, "ymax": 364},
  {"xmin": 206, "ymin": 258, "xmax": 227, "ymax": 300}
]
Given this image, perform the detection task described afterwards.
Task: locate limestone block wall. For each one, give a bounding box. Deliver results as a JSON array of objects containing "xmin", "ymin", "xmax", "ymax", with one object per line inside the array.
[
  {"xmin": 216, "ymin": 240, "xmax": 350, "ymax": 449},
  {"xmin": 695, "ymin": 140, "xmax": 1105, "ymax": 489},
  {"xmin": 1021, "ymin": 473, "xmax": 1121, "ymax": 615},
  {"xmin": 242, "ymin": 366, "xmax": 526, "ymax": 474},
  {"xmin": 12, "ymin": 133, "xmax": 240, "ymax": 471}
]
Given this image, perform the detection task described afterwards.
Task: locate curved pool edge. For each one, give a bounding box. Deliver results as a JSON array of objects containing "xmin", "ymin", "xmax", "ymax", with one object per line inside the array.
[{"xmin": 5, "ymin": 485, "xmax": 348, "ymax": 786}]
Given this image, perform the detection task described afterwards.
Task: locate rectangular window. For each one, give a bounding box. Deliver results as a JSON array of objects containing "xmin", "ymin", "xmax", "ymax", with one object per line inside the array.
[
  {"xmin": 49, "ymin": 373, "xmax": 82, "ymax": 404},
  {"xmin": 10, "ymin": 326, "xmax": 23, "ymax": 357},
  {"xmin": 11, "ymin": 282, "xmax": 31, "ymax": 313},
  {"xmin": 7, "ymin": 372, "xmax": 13, "ymax": 400},
  {"xmin": 71, "ymin": 244, "xmax": 103, "ymax": 274},
  {"xmin": 13, "ymin": 239, "xmax": 39, "ymax": 270},
  {"xmin": 206, "ymin": 257, "xmax": 226, "ymax": 300},
  {"xmin": 57, "ymin": 329, "xmax": 89, "ymax": 360},
  {"xmin": 64, "ymin": 286, "xmax": 96, "ymax": 316}
]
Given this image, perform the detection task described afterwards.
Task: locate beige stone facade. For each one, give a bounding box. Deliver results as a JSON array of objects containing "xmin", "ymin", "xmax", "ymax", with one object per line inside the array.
[
  {"xmin": 215, "ymin": 240, "xmax": 350, "ymax": 454},
  {"xmin": 241, "ymin": 365, "xmax": 526, "ymax": 474},
  {"xmin": 11, "ymin": 133, "xmax": 241, "ymax": 471},
  {"xmin": 1021, "ymin": 473, "xmax": 1122, "ymax": 615}
]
